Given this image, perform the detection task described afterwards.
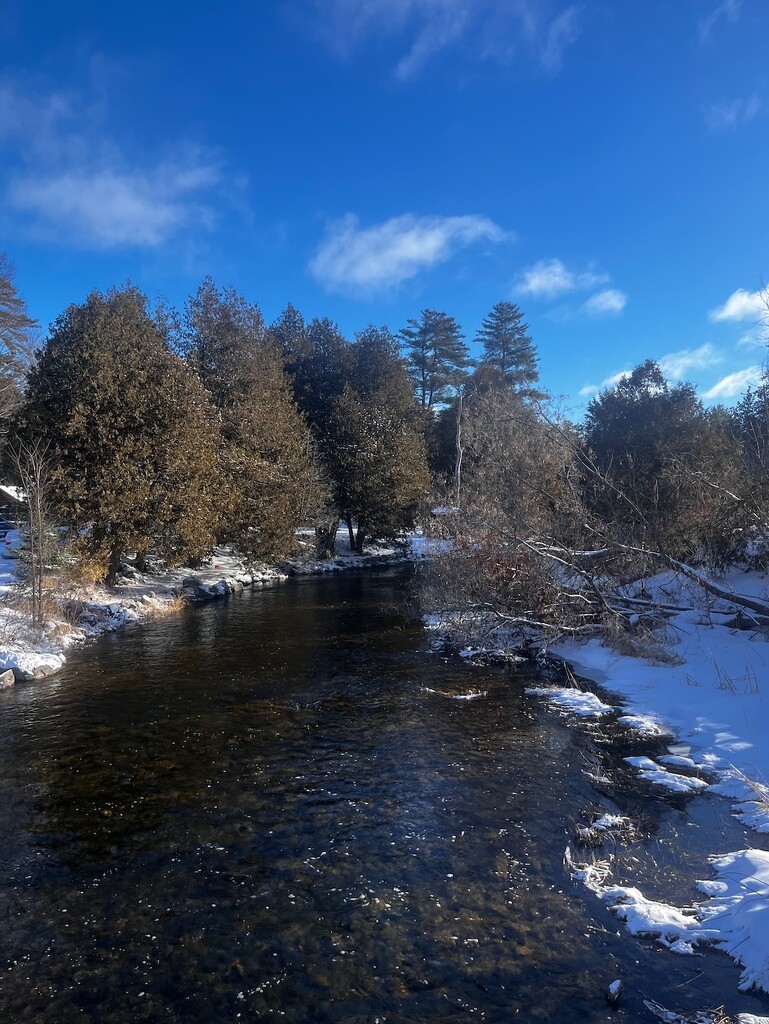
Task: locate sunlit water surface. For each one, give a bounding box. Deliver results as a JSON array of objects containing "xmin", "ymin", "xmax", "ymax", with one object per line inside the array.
[{"xmin": 1, "ymin": 568, "xmax": 768, "ymax": 1023}]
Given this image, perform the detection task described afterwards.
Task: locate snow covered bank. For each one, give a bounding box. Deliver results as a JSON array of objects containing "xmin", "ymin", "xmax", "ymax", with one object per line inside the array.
[
  {"xmin": 0, "ymin": 531, "xmax": 421, "ymax": 683},
  {"xmin": 551, "ymin": 567, "xmax": 769, "ymax": 833},
  {"xmin": 521, "ymin": 566, "xmax": 769, "ymax": 1003}
]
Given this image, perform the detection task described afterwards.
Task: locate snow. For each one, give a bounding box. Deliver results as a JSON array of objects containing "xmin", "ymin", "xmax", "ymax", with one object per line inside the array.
[
  {"xmin": 623, "ymin": 755, "xmax": 710, "ymax": 793},
  {"xmin": 551, "ymin": 566, "xmax": 769, "ymax": 999},
  {"xmin": 574, "ymin": 848, "xmax": 769, "ymax": 993},
  {"xmin": 617, "ymin": 713, "xmax": 671, "ymax": 736},
  {"xmin": 524, "ymin": 685, "xmax": 612, "ymax": 716}
]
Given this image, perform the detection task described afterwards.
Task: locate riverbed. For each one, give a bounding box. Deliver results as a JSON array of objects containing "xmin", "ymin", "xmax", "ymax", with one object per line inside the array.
[{"xmin": 1, "ymin": 568, "xmax": 767, "ymax": 1023}]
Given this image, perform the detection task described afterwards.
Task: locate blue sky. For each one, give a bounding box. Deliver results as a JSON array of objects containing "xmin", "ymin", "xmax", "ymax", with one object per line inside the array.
[{"xmin": 1, "ymin": 0, "xmax": 767, "ymax": 410}]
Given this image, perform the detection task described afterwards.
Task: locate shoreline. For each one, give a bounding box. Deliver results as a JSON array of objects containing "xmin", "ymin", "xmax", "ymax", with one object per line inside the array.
[
  {"xmin": 428, "ymin": 564, "xmax": 769, "ymax": 1005},
  {"xmin": 0, "ymin": 537, "xmax": 421, "ymax": 684}
]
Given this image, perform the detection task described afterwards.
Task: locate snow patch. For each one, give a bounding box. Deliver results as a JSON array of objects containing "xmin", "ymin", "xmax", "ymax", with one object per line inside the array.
[{"xmin": 526, "ymin": 685, "xmax": 613, "ymax": 716}]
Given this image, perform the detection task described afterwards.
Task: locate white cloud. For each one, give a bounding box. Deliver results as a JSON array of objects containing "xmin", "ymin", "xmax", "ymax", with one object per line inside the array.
[
  {"xmin": 9, "ymin": 157, "xmax": 220, "ymax": 249},
  {"xmin": 601, "ymin": 369, "xmax": 631, "ymax": 387},
  {"xmin": 540, "ymin": 5, "xmax": 581, "ymax": 71},
  {"xmin": 710, "ymin": 287, "xmax": 767, "ymax": 322},
  {"xmin": 583, "ymin": 288, "xmax": 627, "ymax": 316},
  {"xmin": 516, "ymin": 257, "xmax": 608, "ymax": 298},
  {"xmin": 738, "ymin": 327, "xmax": 766, "ymax": 348},
  {"xmin": 578, "ymin": 368, "xmax": 630, "ymax": 399},
  {"xmin": 0, "ymin": 77, "xmax": 226, "ymax": 249},
  {"xmin": 704, "ymin": 365, "xmax": 762, "ymax": 399},
  {"xmin": 698, "ymin": 0, "xmax": 741, "ymax": 42},
  {"xmin": 658, "ymin": 343, "xmax": 723, "ymax": 380},
  {"xmin": 309, "ymin": 212, "xmax": 505, "ymax": 294},
  {"xmin": 309, "ymin": 0, "xmax": 582, "ymax": 78},
  {"xmin": 705, "ymin": 94, "xmax": 762, "ymax": 131},
  {"xmin": 394, "ymin": 2, "xmax": 472, "ymax": 79}
]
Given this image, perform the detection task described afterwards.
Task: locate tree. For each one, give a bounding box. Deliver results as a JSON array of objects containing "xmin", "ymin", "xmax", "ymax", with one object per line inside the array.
[
  {"xmin": 475, "ymin": 301, "xmax": 542, "ymax": 395},
  {"xmin": 329, "ymin": 326, "xmax": 430, "ymax": 552},
  {"xmin": 182, "ymin": 279, "xmax": 317, "ymax": 558},
  {"xmin": 9, "ymin": 438, "xmax": 54, "ymax": 627},
  {"xmin": 15, "ymin": 285, "xmax": 222, "ymax": 585},
  {"xmin": 583, "ymin": 360, "xmax": 747, "ymax": 561},
  {"xmin": 460, "ymin": 385, "xmax": 577, "ymax": 540},
  {"xmin": 269, "ymin": 302, "xmax": 309, "ymax": 369},
  {"xmin": 0, "ymin": 253, "xmax": 38, "ymax": 429},
  {"xmin": 399, "ymin": 309, "xmax": 473, "ymax": 409}
]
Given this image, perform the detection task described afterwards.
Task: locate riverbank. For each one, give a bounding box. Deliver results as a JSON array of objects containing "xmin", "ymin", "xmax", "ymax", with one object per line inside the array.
[
  {"xmin": 0, "ymin": 529, "xmax": 420, "ymax": 682},
  {"xmin": 433, "ymin": 563, "xmax": 769, "ymax": 1009}
]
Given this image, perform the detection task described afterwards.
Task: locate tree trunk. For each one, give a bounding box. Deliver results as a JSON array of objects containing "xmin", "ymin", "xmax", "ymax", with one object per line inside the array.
[
  {"xmin": 315, "ymin": 520, "xmax": 339, "ymax": 558},
  {"xmin": 454, "ymin": 389, "xmax": 464, "ymax": 509},
  {"xmin": 355, "ymin": 518, "xmax": 366, "ymax": 555},
  {"xmin": 345, "ymin": 515, "xmax": 355, "ymax": 552},
  {"xmin": 105, "ymin": 546, "xmax": 122, "ymax": 589}
]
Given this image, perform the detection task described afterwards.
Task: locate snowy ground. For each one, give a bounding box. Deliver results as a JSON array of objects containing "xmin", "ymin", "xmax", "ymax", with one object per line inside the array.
[
  {"xmin": 521, "ymin": 566, "xmax": 769, "ymax": 1011},
  {"xmin": 0, "ymin": 528, "xmax": 418, "ymax": 682}
]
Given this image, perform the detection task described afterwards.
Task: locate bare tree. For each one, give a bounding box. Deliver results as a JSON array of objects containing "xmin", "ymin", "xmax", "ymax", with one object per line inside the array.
[
  {"xmin": 0, "ymin": 254, "xmax": 39, "ymax": 427},
  {"xmin": 10, "ymin": 438, "xmax": 53, "ymax": 628}
]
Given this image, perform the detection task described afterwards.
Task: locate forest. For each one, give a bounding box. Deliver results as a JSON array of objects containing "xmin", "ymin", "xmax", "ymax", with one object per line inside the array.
[{"xmin": 2, "ymin": 252, "xmax": 769, "ymax": 643}]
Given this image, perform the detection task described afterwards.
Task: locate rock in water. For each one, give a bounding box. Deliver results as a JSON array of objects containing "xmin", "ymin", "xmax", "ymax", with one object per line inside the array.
[
  {"xmin": 0, "ymin": 669, "xmax": 15, "ymax": 689},
  {"xmin": 606, "ymin": 979, "xmax": 623, "ymax": 1005}
]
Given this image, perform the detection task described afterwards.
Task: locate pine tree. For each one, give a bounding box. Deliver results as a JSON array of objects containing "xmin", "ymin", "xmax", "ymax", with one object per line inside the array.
[
  {"xmin": 475, "ymin": 301, "xmax": 541, "ymax": 395},
  {"xmin": 399, "ymin": 309, "xmax": 473, "ymax": 408},
  {"xmin": 15, "ymin": 285, "xmax": 221, "ymax": 584}
]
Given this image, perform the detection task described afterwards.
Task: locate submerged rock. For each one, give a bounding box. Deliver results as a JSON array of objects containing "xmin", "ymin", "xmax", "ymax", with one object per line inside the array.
[{"xmin": 606, "ymin": 978, "xmax": 623, "ymax": 1004}]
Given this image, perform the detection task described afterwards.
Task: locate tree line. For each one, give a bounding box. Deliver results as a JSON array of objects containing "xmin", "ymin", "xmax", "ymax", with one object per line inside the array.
[{"xmin": 1, "ymin": 251, "xmax": 768, "ymax": 626}]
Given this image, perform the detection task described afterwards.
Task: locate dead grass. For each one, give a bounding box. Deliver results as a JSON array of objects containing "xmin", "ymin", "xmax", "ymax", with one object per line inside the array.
[
  {"xmin": 140, "ymin": 594, "xmax": 186, "ymax": 618},
  {"xmin": 602, "ymin": 614, "xmax": 683, "ymax": 665}
]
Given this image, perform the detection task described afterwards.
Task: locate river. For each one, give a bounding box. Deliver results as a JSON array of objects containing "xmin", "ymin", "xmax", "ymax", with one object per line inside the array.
[{"xmin": 1, "ymin": 567, "xmax": 767, "ymax": 1023}]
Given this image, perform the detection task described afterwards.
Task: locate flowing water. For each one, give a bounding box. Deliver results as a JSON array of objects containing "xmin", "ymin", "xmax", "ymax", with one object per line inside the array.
[{"xmin": 1, "ymin": 568, "xmax": 768, "ymax": 1023}]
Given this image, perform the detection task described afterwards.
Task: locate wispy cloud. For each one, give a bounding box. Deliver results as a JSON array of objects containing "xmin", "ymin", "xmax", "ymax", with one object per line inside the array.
[
  {"xmin": 9, "ymin": 158, "xmax": 219, "ymax": 249},
  {"xmin": 698, "ymin": 0, "xmax": 741, "ymax": 42},
  {"xmin": 540, "ymin": 5, "xmax": 581, "ymax": 71},
  {"xmin": 704, "ymin": 365, "xmax": 762, "ymax": 399},
  {"xmin": 579, "ymin": 348, "xmax": 722, "ymax": 400},
  {"xmin": 516, "ymin": 257, "xmax": 607, "ymax": 298},
  {"xmin": 308, "ymin": 0, "xmax": 582, "ymax": 79},
  {"xmin": 658, "ymin": 343, "xmax": 723, "ymax": 379},
  {"xmin": 583, "ymin": 288, "xmax": 627, "ymax": 316},
  {"xmin": 738, "ymin": 327, "xmax": 766, "ymax": 348},
  {"xmin": 309, "ymin": 212, "xmax": 505, "ymax": 295},
  {"xmin": 0, "ymin": 77, "xmax": 226, "ymax": 250},
  {"xmin": 579, "ymin": 368, "xmax": 631, "ymax": 398},
  {"xmin": 705, "ymin": 94, "xmax": 762, "ymax": 131},
  {"xmin": 710, "ymin": 287, "xmax": 767, "ymax": 322}
]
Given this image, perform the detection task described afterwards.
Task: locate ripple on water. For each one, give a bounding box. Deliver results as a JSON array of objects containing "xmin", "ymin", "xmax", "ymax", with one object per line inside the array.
[{"xmin": 0, "ymin": 571, "xmax": 768, "ymax": 1023}]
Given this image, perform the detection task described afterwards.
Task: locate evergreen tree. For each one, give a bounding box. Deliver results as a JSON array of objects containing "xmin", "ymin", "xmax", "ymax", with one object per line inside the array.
[
  {"xmin": 15, "ymin": 285, "xmax": 221, "ymax": 584},
  {"xmin": 269, "ymin": 302, "xmax": 309, "ymax": 370},
  {"xmin": 475, "ymin": 301, "xmax": 541, "ymax": 395},
  {"xmin": 182, "ymin": 278, "xmax": 316, "ymax": 558},
  {"xmin": 289, "ymin": 316, "xmax": 352, "ymax": 435},
  {"xmin": 584, "ymin": 360, "xmax": 747, "ymax": 561},
  {"xmin": 329, "ymin": 326, "xmax": 430, "ymax": 552},
  {"xmin": 399, "ymin": 309, "xmax": 473, "ymax": 408}
]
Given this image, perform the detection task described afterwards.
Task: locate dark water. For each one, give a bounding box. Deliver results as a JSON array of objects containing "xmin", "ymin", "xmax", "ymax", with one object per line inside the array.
[{"xmin": 1, "ymin": 568, "xmax": 768, "ymax": 1023}]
